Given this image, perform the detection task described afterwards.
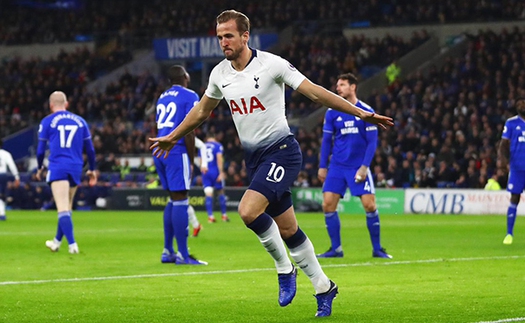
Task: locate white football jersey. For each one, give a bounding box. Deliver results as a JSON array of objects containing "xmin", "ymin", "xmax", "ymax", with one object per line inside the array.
[
  {"xmin": 205, "ymin": 49, "xmax": 306, "ymax": 161},
  {"xmin": 194, "ymin": 137, "xmax": 208, "ymax": 168},
  {"xmin": 0, "ymin": 149, "xmax": 19, "ymax": 179}
]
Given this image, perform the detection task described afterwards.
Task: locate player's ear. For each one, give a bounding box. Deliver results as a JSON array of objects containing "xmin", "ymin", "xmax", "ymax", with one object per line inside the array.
[{"xmin": 242, "ymin": 31, "xmax": 249, "ymax": 45}]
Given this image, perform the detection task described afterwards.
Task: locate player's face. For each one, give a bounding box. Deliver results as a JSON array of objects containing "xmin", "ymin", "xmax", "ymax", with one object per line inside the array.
[
  {"xmin": 336, "ymin": 79, "xmax": 356, "ymax": 100},
  {"xmin": 216, "ymin": 19, "xmax": 248, "ymax": 61},
  {"xmin": 517, "ymin": 99, "xmax": 525, "ymax": 116}
]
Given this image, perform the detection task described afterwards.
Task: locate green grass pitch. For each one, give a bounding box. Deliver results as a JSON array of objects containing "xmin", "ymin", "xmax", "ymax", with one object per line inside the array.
[{"xmin": 1, "ymin": 210, "xmax": 524, "ymax": 323}]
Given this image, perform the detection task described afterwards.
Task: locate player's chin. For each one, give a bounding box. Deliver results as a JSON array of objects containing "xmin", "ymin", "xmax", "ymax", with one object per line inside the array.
[{"xmin": 223, "ymin": 50, "xmax": 236, "ymax": 60}]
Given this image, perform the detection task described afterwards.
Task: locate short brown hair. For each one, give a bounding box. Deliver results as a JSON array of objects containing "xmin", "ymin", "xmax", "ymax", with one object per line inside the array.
[
  {"xmin": 337, "ymin": 73, "xmax": 358, "ymax": 86},
  {"xmin": 216, "ymin": 10, "xmax": 250, "ymax": 34}
]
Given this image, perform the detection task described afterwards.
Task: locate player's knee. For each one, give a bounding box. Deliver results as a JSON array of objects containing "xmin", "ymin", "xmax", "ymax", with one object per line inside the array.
[
  {"xmin": 279, "ymin": 224, "xmax": 298, "ymax": 239},
  {"xmin": 322, "ymin": 200, "xmax": 337, "ymax": 213},
  {"xmin": 363, "ymin": 201, "xmax": 376, "ymax": 213},
  {"xmin": 204, "ymin": 186, "xmax": 214, "ymax": 196},
  {"xmin": 237, "ymin": 202, "xmax": 257, "ymax": 224}
]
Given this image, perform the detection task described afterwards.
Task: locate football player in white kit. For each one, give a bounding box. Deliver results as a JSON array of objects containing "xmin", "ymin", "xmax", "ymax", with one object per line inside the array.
[
  {"xmin": 0, "ymin": 139, "xmax": 20, "ymax": 221},
  {"xmin": 150, "ymin": 9, "xmax": 393, "ymax": 317}
]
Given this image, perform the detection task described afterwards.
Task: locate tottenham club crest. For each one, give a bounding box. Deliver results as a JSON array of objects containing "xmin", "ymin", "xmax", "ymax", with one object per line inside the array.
[{"xmin": 254, "ymin": 76, "xmax": 260, "ymax": 89}]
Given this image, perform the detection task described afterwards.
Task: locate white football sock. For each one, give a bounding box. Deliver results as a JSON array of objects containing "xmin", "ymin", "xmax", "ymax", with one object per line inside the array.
[
  {"xmin": 289, "ymin": 236, "xmax": 331, "ymax": 294},
  {"xmin": 0, "ymin": 199, "xmax": 5, "ymax": 216},
  {"xmin": 256, "ymin": 220, "xmax": 293, "ymax": 274},
  {"xmin": 187, "ymin": 205, "xmax": 200, "ymax": 228}
]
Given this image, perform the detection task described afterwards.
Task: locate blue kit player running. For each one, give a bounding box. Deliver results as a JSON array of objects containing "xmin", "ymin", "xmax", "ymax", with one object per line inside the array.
[
  {"xmin": 202, "ymin": 132, "xmax": 229, "ymax": 223},
  {"xmin": 317, "ymin": 73, "xmax": 392, "ymax": 259},
  {"xmin": 37, "ymin": 91, "xmax": 97, "ymax": 254},
  {"xmin": 498, "ymin": 97, "xmax": 525, "ymax": 245},
  {"xmin": 155, "ymin": 65, "xmax": 207, "ymax": 265},
  {"xmin": 150, "ymin": 10, "xmax": 393, "ymax": 317}
]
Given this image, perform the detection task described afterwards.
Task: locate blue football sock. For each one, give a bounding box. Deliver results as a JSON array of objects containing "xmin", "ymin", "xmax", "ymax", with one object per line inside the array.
[
  {"xmin": 366, "ymin": 210, "xmax": 381, "ymax": 251},
  {"xmin": 58, "ymin": 211, "xmax": 75, "ymax": 245},
  {"xmin": 219, "ymin": 194, "xmax": 227, "ymax": 215},
  {"xmin": 172, "ymin": 199, "xmax": 189, "ymax": 259},
  {"xmin": 205, "ymin": 196, "xmax": 214, "ymax": 217},
  {"xmin": 507, "ymin": 203, "xmax": 518, "ymax": 235},
  {"xmin": 55, "ymin": 222, "xmax": 64, "ymax": 242},
  {"xmin": 163, "ymin": 201, "xmax": 174, "ymax": 254},
  {"xmin": 324, "ymin": 212, "xmax": 341, "ymax": 251}
]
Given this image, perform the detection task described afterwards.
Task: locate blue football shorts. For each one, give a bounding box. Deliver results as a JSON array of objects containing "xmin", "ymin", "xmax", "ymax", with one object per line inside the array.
[
  {"xmin": 202, "ymin": 169, "xmax": 224, "ymax": 190},
  {"xmin": 154, "ymin": 152, "xmax": 191, "ymax": 192},
  {"xmin": 247, "ymin": 136, "xmax": 302, "ymax": 217},
  {"xmin": 46, "ymin": 166, "xmax": 82, "ymax": 187},
  {"xmin": 323, "ymin": 165, "xmax": 375, "ymax": 197},
  {"xmin": 507, "ymin": 169, "xmax": 525, "ymax": 194}
]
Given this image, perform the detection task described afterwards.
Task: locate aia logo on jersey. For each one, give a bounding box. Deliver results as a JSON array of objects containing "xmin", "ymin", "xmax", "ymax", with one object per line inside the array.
[{"xmin": 229, "ymin": 96, "xmax": 266, "ymax": 115}]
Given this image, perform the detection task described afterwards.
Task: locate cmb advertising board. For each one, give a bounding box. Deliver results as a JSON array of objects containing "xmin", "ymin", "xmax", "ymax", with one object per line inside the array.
[{"xmin": 404, "ymin": 189, "xmax": 524, "ymax": 215}]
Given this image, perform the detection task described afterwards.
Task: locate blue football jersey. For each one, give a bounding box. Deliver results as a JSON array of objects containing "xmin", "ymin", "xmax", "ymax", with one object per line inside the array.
[
  {"xmin": 502, "ymin": 115, "xmax": 525, "ymax": 170},
  {"xmin": 155, "ymin": 85, "xmax": 199, "ymax": 153},
  {"xmin": 322, "ymin": 100, "xmax": 378, "ymax": 168},
  {"xmin": 38, "ymin": 111, "xmax": 92, "ymax": 168},
  {"xmin": 203, "ymin": 141, "xmax": 223, "ymax": 173}
]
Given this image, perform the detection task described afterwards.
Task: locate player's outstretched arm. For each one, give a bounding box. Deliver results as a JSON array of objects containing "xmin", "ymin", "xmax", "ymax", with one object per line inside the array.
[
  {"xmin": 149, "ymin": 96, "xmax": 221, "ymax": 158},
  {"xmin": 296, "ymin": 79, "xmax": 394, "ymax": 129}
]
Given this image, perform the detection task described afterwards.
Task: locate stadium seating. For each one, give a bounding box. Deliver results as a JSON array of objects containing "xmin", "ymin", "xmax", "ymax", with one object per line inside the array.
[
  {"xmin": 3, "ymin": 2, "xmax": 525, "ymax": 208},
  {"xmin": 2, "ymin": 0, "xmax": 523, "ymax": 45}
]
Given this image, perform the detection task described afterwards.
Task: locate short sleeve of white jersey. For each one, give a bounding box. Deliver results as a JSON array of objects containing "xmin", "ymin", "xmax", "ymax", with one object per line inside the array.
[
  {"xmin": 195, "ymin": 137, "xmax": 208, "ymax": 168},
  {"xmin": 204, "ymin": 66, "xmax": 224, "ymax": 100},
  {"xmin": 0, "ymin": 150, "xmax": 19, "ymax": 179},
  {"xmin": 266, "ymin": 54, "xmax": 306, "ymax": 90}
]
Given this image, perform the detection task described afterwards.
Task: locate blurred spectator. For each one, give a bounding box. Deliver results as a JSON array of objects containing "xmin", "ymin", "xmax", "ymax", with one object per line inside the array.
[
  {"xmin": 120, "ymin": 159, "xmax": 131, "ymax": 180},
  {"xmin": 386, "ymin": 59, "xmax": 401, "ymax": 85},
  {"xmin": 484, "ymin": 173, "xmax": 502, "ymax": 190},
  {"xmin": 5, "ymin": 180, "xmax": 29, "ymax": 209},
  {"xmin": 294, "ymin": 171, "xmax": 310, "ymax": 188},
  {"xmin": 133, "ymin": 157, "xmax": 148, "ymax": 172},
  {"xmin": 98, "ymin": 153, "xmax": 117, "ymax": 172}
]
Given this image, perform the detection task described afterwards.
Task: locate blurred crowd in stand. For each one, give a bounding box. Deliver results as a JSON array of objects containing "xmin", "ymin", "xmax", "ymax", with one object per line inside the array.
[
  {"xmin": 1, "ymin": 0, "xmax": 523, "ymax": 45},
  {"xmin": 2, "ymin": 0, "xmax": 525, "ymax": 210}
]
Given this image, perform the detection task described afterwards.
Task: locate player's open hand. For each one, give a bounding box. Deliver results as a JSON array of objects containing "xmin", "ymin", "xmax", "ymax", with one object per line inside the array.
[
  {"xmin": 86, "ymin": 170, "xmax": 98, "ymax": 186},
  {"xmin": 35, "ymin": 168, "xmax": 44, "ymax": 181},
  {"xmin": 362, "ymin": 112, "xmax": 394, "ymax": 130},
  {"xmin": 149, "ymin": 136, "xmax": 176, "ymax": 159},
  {"xmin": 355, "ymin": 165, "xmax": 368, "ymax": 183}
]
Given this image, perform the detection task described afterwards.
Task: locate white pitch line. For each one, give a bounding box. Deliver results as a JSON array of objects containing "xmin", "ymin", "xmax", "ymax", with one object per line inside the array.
[
  {"xmin": 1, "ymin": 255, "xmax": 524, "ymax": 286},
  {"xmin": 474, "ymin": 318, "xmax": 525, "ymax": 323}
]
